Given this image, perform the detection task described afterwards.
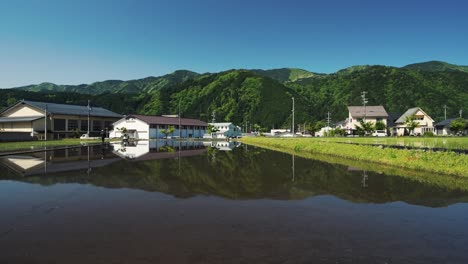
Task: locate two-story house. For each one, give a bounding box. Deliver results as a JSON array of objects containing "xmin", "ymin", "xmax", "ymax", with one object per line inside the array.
[
  {"xmin": 394, "ymin": 107, "xmax": 435, "ymax": 136},
  {"xmin": 345, "ymin": 106, "xmax": 389, "ymax": 135}
]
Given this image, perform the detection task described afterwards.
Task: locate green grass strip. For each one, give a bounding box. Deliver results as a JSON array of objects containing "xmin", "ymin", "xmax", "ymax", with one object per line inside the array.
[{"xmin": 242, "ymin": 137, "xmax": 468, "ymax": 178}]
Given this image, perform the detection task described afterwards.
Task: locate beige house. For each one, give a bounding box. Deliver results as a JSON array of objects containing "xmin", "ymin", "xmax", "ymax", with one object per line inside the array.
[
  {"xmin": 393, "ymin": 107, "xmax": 435, "ymax": 136},
  {"xmin": 0, "ymin": 100, "xmax": 122, "ymax": 140},
  {"xmin": 345, "ymin": 106, "xmax": 389, "ymax": 134}
]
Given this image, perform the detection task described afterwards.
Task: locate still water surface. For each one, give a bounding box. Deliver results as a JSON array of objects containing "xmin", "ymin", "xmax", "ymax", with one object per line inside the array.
[{"xmin": 1, "ymin": 140, "xmax": 468, "ymax": 263}]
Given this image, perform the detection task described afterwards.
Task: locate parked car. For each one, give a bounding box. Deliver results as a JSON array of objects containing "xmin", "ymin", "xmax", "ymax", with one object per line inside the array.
[{"xmin": 372, "ymin": 130, "xmax": 387, "ymax": 137}]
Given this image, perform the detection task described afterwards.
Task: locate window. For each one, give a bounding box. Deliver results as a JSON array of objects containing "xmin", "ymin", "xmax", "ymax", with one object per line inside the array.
[
  {"xmin": 93, "ymin": 120, "xmax": 102, "ymax": 131},
  {"xmin": 54, "ymin": 119, "xmax": 66, "ymax": 131},
  {"xmin": 68, "ymin": 120, "xmax": 78, "ymax": 131},
  {"xmin": 81, "ymin": 120, "xmax": 88, "ymax": 132}
]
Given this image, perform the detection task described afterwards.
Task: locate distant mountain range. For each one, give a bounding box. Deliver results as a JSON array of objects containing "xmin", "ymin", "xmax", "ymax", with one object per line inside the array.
[{"xmin": 1, "ymin": 61, "xmax": 467, "ymax": 128}]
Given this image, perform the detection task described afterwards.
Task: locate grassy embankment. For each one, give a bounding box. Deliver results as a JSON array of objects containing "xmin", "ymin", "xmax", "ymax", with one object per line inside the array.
[
  {"xmin": 314, "ymin": 137, "xmax": 468, "ymax": 150},
  {"xmin": 0, "ymin": 139, "xmax": 105, "ymax": 153},
  {"xmin": 241, "ymin": 137, "xmax": 468, "ymax": 178}
]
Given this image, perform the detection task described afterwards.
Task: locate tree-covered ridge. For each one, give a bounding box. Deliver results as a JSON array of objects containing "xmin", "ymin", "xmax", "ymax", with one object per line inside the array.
[
  {"xmin": 402, "ymin": 61, "xmax": 468, "ymax": 73},
  {"xmin": 12, "ymin": 70, "xmax": 199, "ymax": 95},
  {"xmin": 250, "ymin": 68, "xmax": 322, "ymax": 82}
]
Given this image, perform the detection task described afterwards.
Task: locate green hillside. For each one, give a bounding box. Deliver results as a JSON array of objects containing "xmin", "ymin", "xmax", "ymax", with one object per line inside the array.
[
  {"xmin": 403, "ymin": 61, "xmax": 468, "ymax": 73},
  {"xmin": 13, "ymin": 70, "xmax": 199, "ymax": 95},
  {"xmin": 251, "ymin": 68, "xmax": 321, "ymax": 82},
  {"xmin": 2, "ymin": 61, "xmax": 468, "ymax": 129}
]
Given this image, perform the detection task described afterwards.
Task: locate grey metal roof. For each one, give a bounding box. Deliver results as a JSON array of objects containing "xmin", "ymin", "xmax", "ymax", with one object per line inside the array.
[
  {"xmin": 0, "ymin": 116, "xmax": 43, "ymax": 123},
  {"xmin": 435, "ymin": 118, "xmax": 468, "ymax": 127},
  {"xmin": 347, "ymin": 106, "xmax": 388, "ymax": 118},
  {"xmin": 395, "ymin": 107, "xmax": 433, "ymax": 124},
  {"xmin": 20, "ymin": 100, "xmax": 122, "ymax": 118}
]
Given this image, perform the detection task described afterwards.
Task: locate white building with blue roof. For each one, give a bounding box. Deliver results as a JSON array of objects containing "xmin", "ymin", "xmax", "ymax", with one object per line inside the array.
[{"xmin": 0, "ymin": 100, "xmax": 122, "ymax": 141}]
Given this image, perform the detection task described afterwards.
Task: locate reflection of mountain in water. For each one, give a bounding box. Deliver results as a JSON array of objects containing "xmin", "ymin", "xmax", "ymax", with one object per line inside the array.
[{"xmin": 2, "ymin": 144, "xmax": 468, "ymax": 207}]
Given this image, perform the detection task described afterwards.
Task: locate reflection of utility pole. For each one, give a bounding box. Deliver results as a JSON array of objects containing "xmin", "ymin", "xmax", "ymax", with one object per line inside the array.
[
  {"xmin": 361, "ymin": 170, "xmax": 368, "ymax": 188},
  {"xmin": 87, "ymin": 145, "xmax": 92, "ymax": 175},
  {"xmin": 44, "ymin": 150, "xmax": 47, "ymax": 175},
  {"xmin": 292, "ymin": 97, "xmax": 295, "ymax": 137},
  {"xmin": 292, "ymin": 154, "xmax": 295, "ymax": 182}
]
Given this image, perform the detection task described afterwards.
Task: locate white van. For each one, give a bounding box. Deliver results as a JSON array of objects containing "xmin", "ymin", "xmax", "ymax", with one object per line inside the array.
[{"xmin": 372, "ymin": 130, "xmax": 387, "ymax": 137}]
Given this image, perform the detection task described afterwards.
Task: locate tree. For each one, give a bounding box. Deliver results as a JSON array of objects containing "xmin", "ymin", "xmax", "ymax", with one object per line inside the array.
[
  {"xmin": 405, "ymin": 115, "xmax": 419, "ymax": 135},
  {"xmin": 163, "ymin": 125, "xmax": 175, "ymax": 138},
  {"xmin": 355, "ymin": 120, "xmax": 375, "ymax": 136},
  {"xmin": 450, "ymin": 118, "xmax": 467, "ymax": 135},
  {"xmin": 375, "ymin": 120, "xmax": 386, "ymax": 130},
  {"xmin": 207, "ymin": 124, "xmax": 219, "ymax": 134}
]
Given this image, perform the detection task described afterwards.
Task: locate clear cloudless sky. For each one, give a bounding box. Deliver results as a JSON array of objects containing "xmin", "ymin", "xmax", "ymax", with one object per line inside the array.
[{"xmin": 1, "ymin": 0, "xmax": 467, "ymax": 87}]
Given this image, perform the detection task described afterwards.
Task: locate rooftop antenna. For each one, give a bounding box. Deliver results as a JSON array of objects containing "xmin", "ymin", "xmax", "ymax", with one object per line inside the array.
[{"xmin": 361, "ymin": 91, "xmax": 368, "ymax": 122}]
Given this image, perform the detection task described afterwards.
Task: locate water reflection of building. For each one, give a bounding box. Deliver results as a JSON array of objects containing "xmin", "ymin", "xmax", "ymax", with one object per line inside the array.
[
  {"xmin": 202, "ymin": 141, "xmax": 242, "ymax": 151},
  {"xmin": 112, "ymin": 140, "xmax": 207, "ymax": 161},
  {"xmin": 0, "ymin": 145, "xmax": 120, "ymax": 177}
]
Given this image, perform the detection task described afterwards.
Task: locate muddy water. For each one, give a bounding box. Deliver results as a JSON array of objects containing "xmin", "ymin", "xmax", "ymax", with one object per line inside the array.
[{"xmin": 0, "ymin": 141, "xmax": 467, "ymax": 263}]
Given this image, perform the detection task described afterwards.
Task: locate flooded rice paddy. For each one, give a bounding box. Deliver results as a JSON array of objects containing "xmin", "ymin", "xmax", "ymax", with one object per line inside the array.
[{"xmin": 1, "ymin": 140, "xmax": 468, "ymax": 263}]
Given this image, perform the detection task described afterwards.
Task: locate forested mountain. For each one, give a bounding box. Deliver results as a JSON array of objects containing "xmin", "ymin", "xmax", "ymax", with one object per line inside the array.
[
  {"xmin": 1, "ymin": 61, "xmax": 467, "ymax": 129},
  {"xmin": 250, "ymin": 68, "xmax": 321, "ymax": 82},
  {"xmin": 13, "ymin": 70, "xmax": 199, "ymax": 95},
  {"xmin": 402, "ymin": 61, "xmax": 468, "ymax": 73}
]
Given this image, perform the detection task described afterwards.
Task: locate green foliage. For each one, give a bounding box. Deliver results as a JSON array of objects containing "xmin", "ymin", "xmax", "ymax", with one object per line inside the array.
[
  {"xmin": 423, "ymin": 131, "xmax": 435, "ymax": 137},
  {"xmin": 375, "ymin": 120, "xmax": 386, "ymax": 130},
  {"xmin": 162, "ymin": 126, "xmax": 176, "ymax": 138},
  {"xmin": 405, "ymin": 115, "xmax": 419, "ymax": 134},
  {"xmin": 207, "ymin": 124, "xmax": 219, "ymax": 134},
  {"xmin": 355, "ymin": 120, "xmax": 375, "ymax": 136},
  {"xmin": 450, "ymin": 118, "xmax": 467, "ymax": 134}
]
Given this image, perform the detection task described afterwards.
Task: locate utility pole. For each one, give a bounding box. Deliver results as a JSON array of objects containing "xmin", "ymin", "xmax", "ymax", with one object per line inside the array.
[
  {"xmin": 292, "ymin": 97, "xmax": 295, "ymax": 136},
  {"xmin": 460, "ymin": 109, "xmax": 463, "ymax": 118},
  {"xmin": 361, "ymin": 91, "xmax": 368, "ymax": 122},
  {"xmin": 444, "ymin": 105, "xmax": 448, "ymax": 120},
  {"xmin": 44, "ymin": 104, "xmax": 48, "ymax": 141},
  {"xmin": 87, "ymin": 100, "xmax": 91, "ymax": 137},
  {"xmin": 326, "ymin": 112, "xmax": 331, "ymax": 127},
  {"xmin": 178, "ymin": 100, "xmax": 181, "ymax": 138},
  {"xmin": 211, "ymin": 111, "xmax": 216, "ymax": 123}
]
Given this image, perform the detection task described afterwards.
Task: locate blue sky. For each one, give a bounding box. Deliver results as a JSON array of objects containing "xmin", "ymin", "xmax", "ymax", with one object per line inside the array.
[{"xmin": 1, "ymin": 0, "xmax": 467, "ymax": 87}]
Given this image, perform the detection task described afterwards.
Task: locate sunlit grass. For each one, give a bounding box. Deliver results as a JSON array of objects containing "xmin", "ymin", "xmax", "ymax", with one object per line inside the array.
[
  {"xmin": 242, "ymin": 137, "xmax": 468, "ymax": 177},
  {"xmin": 314, "ymin": 137, "xmax": 468, "ymax": 150}
]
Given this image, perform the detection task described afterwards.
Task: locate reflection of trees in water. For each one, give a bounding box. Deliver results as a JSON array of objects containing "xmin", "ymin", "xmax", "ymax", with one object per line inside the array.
[{"xmin": 15, "ymin": 147, "xmax": 468, "ymax": 207}]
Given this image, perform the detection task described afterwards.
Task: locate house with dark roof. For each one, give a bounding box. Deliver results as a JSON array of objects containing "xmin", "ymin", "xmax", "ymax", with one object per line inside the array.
[
  {"xmin": 394, "ymin": 107, "xmax": 435, "ymax": 136},
  {"xmin": 434, "ymin": 118, "xmax": 468, "ymax": 135},
  {"xmin": 0, "ymin": 100, "xmax": 122, "ymax": 140},
  {"xmin": 110, "ymin": 114, "xmax": 208, "ymax": 139},
  {"xmin": 345, "ymin": 106, "xmax": 389, "ymax": 134}
]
